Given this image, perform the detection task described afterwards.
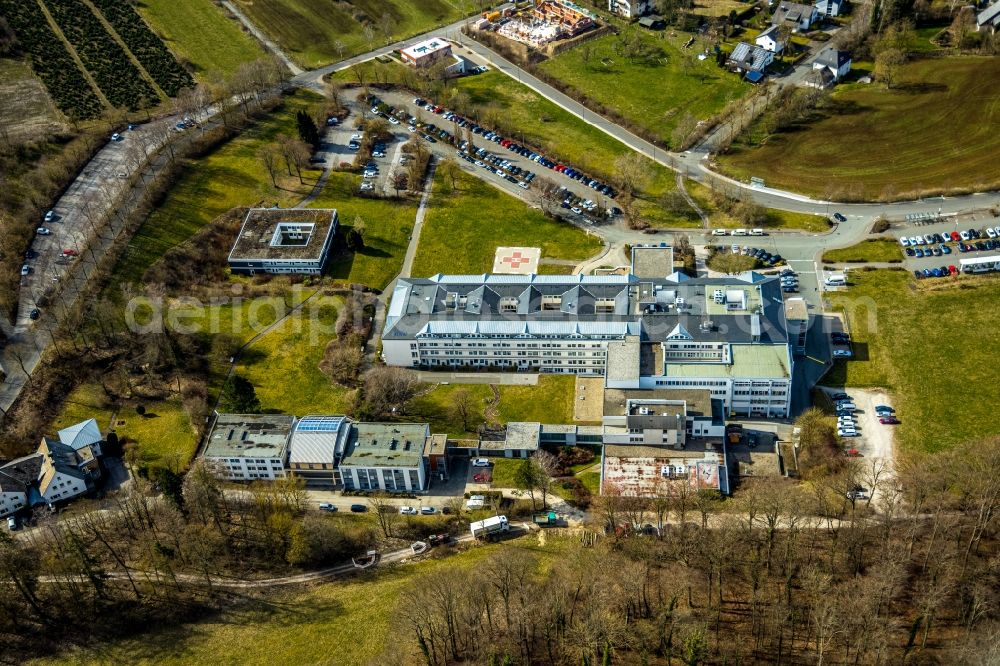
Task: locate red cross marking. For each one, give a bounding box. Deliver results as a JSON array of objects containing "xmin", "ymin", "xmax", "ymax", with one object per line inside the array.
[{"xmin": 501, "ymin": 251, "xmax": 531, "ymax": 269}]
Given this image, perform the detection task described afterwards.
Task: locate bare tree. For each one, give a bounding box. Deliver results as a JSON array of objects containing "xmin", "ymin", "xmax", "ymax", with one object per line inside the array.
[{"xmin": 363, "ymin": 366, "xmax": 421, "ymax": 416}]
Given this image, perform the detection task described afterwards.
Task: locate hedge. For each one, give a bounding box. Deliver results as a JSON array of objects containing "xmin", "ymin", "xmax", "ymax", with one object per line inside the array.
[{"xmin": 0, "ymin": 0, "xmax": 103, "ymax": 119}]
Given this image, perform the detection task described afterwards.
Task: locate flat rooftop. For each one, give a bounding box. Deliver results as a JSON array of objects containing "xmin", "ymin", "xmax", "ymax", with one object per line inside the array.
[
  {"xmin": 205, "ymin": 414, "xmax": 295, "ymax": 459},
  {"xmin": 603, "ymin": 388, "xmax": 715, "ymax": 419},
  {"xmin": 783, "ymin": 297, "xmax": 808, "ymax": 321},
  {"xmin": 401, "ymin": 37, "xmax": 451, "ymax": 59},
  {"xmin": 340, "ymin": 422, "xmax": 428, "ymax": 468},
  {"xmin": 631, "ymin": 246, "xmax": 674, "ymax": 279},
  {"xmin": 663, "ymin": 343, "xmax": 791, "ymax": 380},
  {"xmin": 229, "ymin": 208, "xmax": 337, "ymax": 262}
]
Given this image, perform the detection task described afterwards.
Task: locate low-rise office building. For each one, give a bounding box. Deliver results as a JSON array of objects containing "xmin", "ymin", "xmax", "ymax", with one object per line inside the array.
[
  {"xmin": 204, "ymin": 414, "xmax": 294, "ymax": 481},
  {"xmin": 287, "ymin": 415, "xmax": 351, "ymax": 489},
  {"xmin": 339, "ymin": 423, "xmax": 429, "ymax": 492},
  {"xmin": 228, "ymin": 208, "xmax": 338, "ymax": 276}
]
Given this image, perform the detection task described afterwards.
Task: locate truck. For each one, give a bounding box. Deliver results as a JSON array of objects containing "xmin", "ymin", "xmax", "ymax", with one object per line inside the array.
[
  {"xmin": 470, "ymin": 515, "xmax": 509, "ymax": 539},
  {"xmin": 533, "ymin": 511, "xmax": 558, "ymax": 527}
]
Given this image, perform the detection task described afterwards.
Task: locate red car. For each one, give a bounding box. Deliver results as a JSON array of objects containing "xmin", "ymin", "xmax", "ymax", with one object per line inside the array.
[
  {"xmin": 948, "ymin": 265, "xmax": 958, "ymax": 275},
  {"xmin": 555, "ymin": 164, "xmax": 566, "ymax": 172},
  {"xmin": 950, "ymin": 231, "xmax": 961, "ymax": 242},
  {"xmin": 500, "ymin": 139, "xmax": 511, "ymax": 148},
  {"xmin": 879, "ymin": 416, "xmax": 900, "ymax": 425},
  {"xmin": 62, "ymin": 249, "xmax": 79, "ymax": 256},
  {"xmin": 846, "ymin": 449, "xmax": 863, "ymax": 457}
]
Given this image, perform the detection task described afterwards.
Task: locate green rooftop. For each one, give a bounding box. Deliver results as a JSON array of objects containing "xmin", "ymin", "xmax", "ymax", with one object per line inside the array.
[
  {"xmin": 339, "ymin": 422, "xmax": 429, "ymax": 468},
  {"xmin": 664, "ymin": 343, "xmax": 790, "ymax": 379}
]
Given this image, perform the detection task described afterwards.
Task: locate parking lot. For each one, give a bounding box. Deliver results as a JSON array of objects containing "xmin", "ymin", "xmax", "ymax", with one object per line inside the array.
[
  {"xmin": 818, "ymin": 386, "xmax": 897, "ymax": 475},
  {"xmin": 891, "ymin": 215, "xmax": 1000, "ymax": 277}
]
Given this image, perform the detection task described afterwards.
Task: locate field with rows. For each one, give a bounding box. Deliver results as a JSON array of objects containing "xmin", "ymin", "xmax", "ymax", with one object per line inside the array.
[
  {"xmin": 0, "ymin": 0, "xmax": 103, "ymax": 119},
  {"xmin": 44, "ymin": 0, "xmax": 159, "ymax": 110},
  {"xmin": 90, "ymin": 0, "xmax": 192, "ymax": 96}
]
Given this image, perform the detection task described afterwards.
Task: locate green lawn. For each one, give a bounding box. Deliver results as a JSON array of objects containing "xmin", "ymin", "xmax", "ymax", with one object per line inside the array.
[
  {"xmin": 408, "ymin": 376, "xmax": 578, "ymax": 437},
  {"xmin": 686, "ymin": 180, "xmax": 831, "ymax": 232},
  {"xmin": 578, "ymin": 470, "xmax": 601, "ymax": 495},
  {"xmin": 113, "ymin": 91, "xmax": 324, "ymax": 284},
  {"xmin": 411, "ymin": 169, "xmax": 601, "ymax": 276},
  {"xmin": 718, "ymin": 57, "xmax": 1000, "ymax": 201},
  {"xmin": 35, "ymin": 535, "xmax": 564, "ymax": 666},
  {"xmin": 307, "ymin": 172, "xmax": 416, "ymax": 290},
  {"xmin": 50, "ymin": 383, "xmax": 196, "ymax": 470},
  {"xmin": 822, "ymin": 238, "xmax": 903, "ymax": 263},
  {"xmin": 825, "ymin": 269, "xmax": 1000, "ymax": 452},
  {"xmin": 236, "ymin": 0, "xmax": 464, "ymax": 68},
  {"xmin": 236, "ymin": 294, "xmax": 351, "ymax": 415},
  {"xmin": 537, "ymin": 25, "xmax": 747, "ymax": 147},
  {"xmin": 137, "ymin": 0, "xmax": 266, "ymax": 79},
  {"xmin": 489, "ymin": 458, "xmax": 520, "ymax": 488}
]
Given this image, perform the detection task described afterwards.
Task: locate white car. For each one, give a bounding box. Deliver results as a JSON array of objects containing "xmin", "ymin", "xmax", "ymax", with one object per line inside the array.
[
  {"xmin": 44, "ymin": 210, "xmax": 56, "ymax": 222},
  {"xmin": 399, "ymin": 506, "xmax": 418, "ymax": 515},
  {"xmin": 994, "ymin": 226, "xmax": 1000, "ymax": 237},
  {"xmin": 471, "ymin": 458, "xmax": 491, "ymax": 467},
  {"xmin": 359, "ymin": 182, "xmax": 374, "ymax": 192},
  {"xmin": 20, "ymin": 264, "xmax": 29, "ymax": 276},
  {"xmin": 839, "ymin": 430, "xmax": 859, "ymax": 438},
  {"xmin": 318, "ymin": 502, "xmax": 337, "ymax": 512},
  {"xmin": 363, "ymin": 169, "xmax": 378, "ymax": 178},
  {"xmin": 571, "ymin": 206, "xmax": 583, "ymax": 214},
  {"xmin": 387, "ymin": 116, "xmax": 400, "ymax": 125},
  {"xmin": 833, "ymin": 349, "xmax": 853, "ymax": 358},
  {"xmin": 407, "ymin": 125, "xmax": 416, "ymax": 132},
  {"xmin": 987, "ymin": 227, "xmax": 998, "ymax": 239},
  {"xmin": 899, "ymin": 237, "xmax": 909, "ymax": 247},
  {"xmin": 518, "ymin": 181, "xmax": 529, "ymax": 189},
  {"xmin": 36, "ymin": 227, "xmax": 51, "ymax": 235},
  {"xmin": 712, "ymin": 229, "xmax": 728, "ymax": 236},
  {"xmin": 960, "ymin": 230, "xmax": 971, "ymax": 241}
]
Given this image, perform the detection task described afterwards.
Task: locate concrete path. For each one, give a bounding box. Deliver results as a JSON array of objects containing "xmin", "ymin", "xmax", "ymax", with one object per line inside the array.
[{"xmin": 414, "ymin": 371, "xmax": 539, "ymax": 385}]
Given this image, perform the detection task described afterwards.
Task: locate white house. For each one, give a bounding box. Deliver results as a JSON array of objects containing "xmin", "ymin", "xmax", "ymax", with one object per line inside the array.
[
  {"xmin": 754, "ymin": 25, "xmax": 786, "ymax": 53},
  {"xmin": 228, "ymin": 208, "xmax": 338, "ymax": 276},
  {"xmin": 771, "ymin": 1, "xmax": 819, "ymax": 31},
  {"xmin": 0, "ymin": 463, "xmax": 32, "ymax": 518},
  {"xmin": 815, "ymin": 0, "xmax": 843, "ymax": 17},
  {"xmin": 203, "ymin": 414, "xmax": 294, "ymax": 482},
  {"xmin": 37, "ymin": 439, "xmax": 91, "ymax": 505},
  {"xmin": 805, "ymin": 48, "xmax": 852, "ymax": 87},
  {"xmin": 609, "ymin": 0, "xmax": 653, "ymax": 18}
]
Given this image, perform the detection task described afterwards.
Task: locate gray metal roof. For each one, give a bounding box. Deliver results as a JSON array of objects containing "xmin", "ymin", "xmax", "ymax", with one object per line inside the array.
[
  {"xmin": 289, "ymin": 415, "xmax": 349, "ymax": 464},
  {"xmin": 385, "ymin": 272, "xmax": 790, "ymax": 345}
]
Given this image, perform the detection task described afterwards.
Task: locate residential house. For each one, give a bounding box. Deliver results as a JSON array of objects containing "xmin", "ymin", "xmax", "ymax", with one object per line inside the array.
[
  {"xmin": 727, "ymin": 42, "xmax": 776, "ymax": 74},
  {"xmin": 815, "ymin": 0, "xmax": 843, "ymax": 17},
  {"xmin": 637, "ymin": 15, "xmax": 667, "ymax": 29},
  {"xmin": 977, "ymin": 1, "xmax": 1000, "ymax": 31},
  {"xmin": 287, "ymin": 415, "xmax": 351, "ymax": 489},
  {"xmin": 0, "ymin": 456, "xmax": 39, "ymax": 517},
  {"xmin": 37, "ymin": 439, "xmax": 93, "ymax": 504},
  {"xmin": 203, "ymin": 414, "xmax": 294, "ymax": 481},
  {"xmin": 609, "ymin": 0, "xmax": 652, "ymax": 18},
  {"xmin": 58, "ymin": 418, "xmax": 103, "ymax": 457},
  {"xmin": 755, "ymin": 25, "xmax": 786, "ymax": 53},
  {"xmin": 771, "ymin": 1, "xmax": 819, "ymax": 31},
  {"xmin": 805, "ymin": 48, "xmax": 852, "ymax": 87}
]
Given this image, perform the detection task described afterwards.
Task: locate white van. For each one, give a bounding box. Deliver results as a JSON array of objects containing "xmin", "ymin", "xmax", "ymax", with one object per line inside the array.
[
  {"xmin": 749, "ymin": 228, "xmax": 765, "ymax": 236},
  {"xmin": 731, "ymin": 228, "xmax": 748, "ymax": 236},
  {"xmin": 824, "ymin": 273, "xmax": 847, "ymax": 287}
]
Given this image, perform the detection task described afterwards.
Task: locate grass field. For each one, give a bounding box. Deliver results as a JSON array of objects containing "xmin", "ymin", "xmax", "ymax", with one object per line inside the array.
[
  {"xmin": 490, "ymin": 458, "xmax": 520, "ymax": 488},
  {"xmin": 38, "ymin": 535, "xmax": 561, "ymax": 666},
  {"xmin": 578, "ymin": 470, "xmax": 601, "ymax": 495},
  {"xmin": 685, "ymin": 180, "xmax": 831, "ymax": 232},
  {"xmin": 137, "ymin": 0, "xmax": 265, "ymax": 79},
  {"xmin": 411, "ymin": 170, "xmax": 601, "ymax": 276},
  {"xmin": 236, "ymin": 295, "xmax": 350, "ymax": 415},
  {"xmin": 50, "ymin": 383, "xmax": 196, "ymax": 470},
  {"xmin": 307, "ymin": 172, "xmax": 416, "ymax": 290},
  {"xmin": 235, "ymin": 0, "xmax": 463, "ymax": 68},
  {"xmin": 113, "ymin": 91, "xmax": 324, "ymax": 284},
  {"xmin": 822, "ymin": 238, "xmax": 903, "ymax": 263},
  {"xmin": 718, "ymin": 57, "xmax": 1000, "ymax": 201},
  {"xmin": 0, "ymin": 59, "xmax": 64, "ymax": 142},
  {"xmin": 825, "ymin": 269, "xmax": 1000, "ymax": 452},
  {"xmin": 537, "ymin": 25, "xmax": 747, "ymax": 147},
  {"xmin": 408, "ymin": 376, "xmax": 577, "ymax": 437}
]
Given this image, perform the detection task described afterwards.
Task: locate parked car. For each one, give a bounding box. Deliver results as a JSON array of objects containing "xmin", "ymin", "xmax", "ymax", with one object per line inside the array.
[
  {"xmin": 831, "ymin": 392, "xmax": 850, "ymax": 401},
  {"xmin": 318, "ymin": 502, "xmax": 337, "ymax": 512},
  {"xmin": 20, "ymin": 264, "xmax": 29, "ymax": 276},
  {"xmin": 350, "ymin": 504, "xmax": 367, "ymax": 513},
  {"xmin": 833, "ymin": 349, "xmax": 852, "ymax": 358},
  {"xmin": 833, "ymin": 212, "xmax": 847, "ymax": 223},
  {"xmin": 110, "ymin": 133, "xmax": 123, "ymax": 142},
  {"xmin": 879, "ymin": 417, "xmax": 900, "ymax": 425},
  {"xmin": 29, "ymin": 308, "xmax": 40, "ymax": 320},
  {"xmin": 399, "ymin": 506, "xmax": 418, "ymax": 515},
  {"xmin": 420, "ymin": 506, "xmax": 437, "ymax": 515},
  {"xmin": 472, "ymin": 458, "xmax": 491, "ymax": 467},
  {"xmin": 44, "ymin": 210, "xmax": 56, "ymax": 222},
  {"xmin": 36, "ymin": 227, "xmax": 51, "ymax": 235},
  {"xmin": 6, "ymin": 517, "xmax": 16, "ymax": 531}
]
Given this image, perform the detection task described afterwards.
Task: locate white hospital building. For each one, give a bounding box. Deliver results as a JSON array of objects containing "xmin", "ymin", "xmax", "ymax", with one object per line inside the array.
[{"xmin": 381, "ymin": 268, "xmax": 805, "ymax": 418}]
